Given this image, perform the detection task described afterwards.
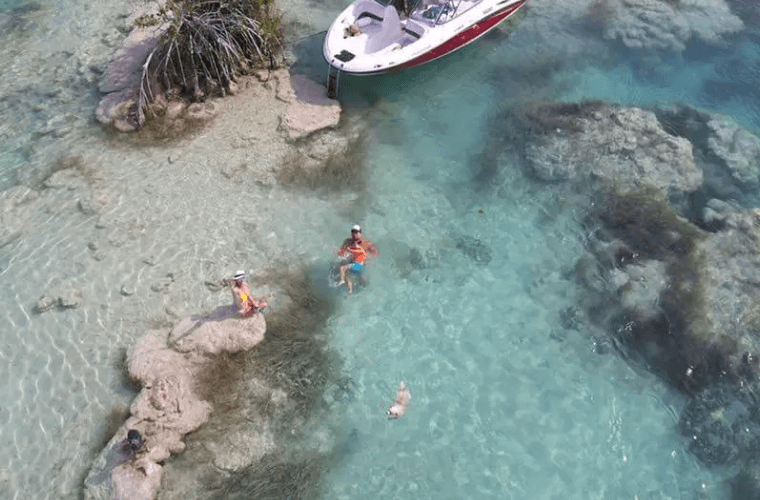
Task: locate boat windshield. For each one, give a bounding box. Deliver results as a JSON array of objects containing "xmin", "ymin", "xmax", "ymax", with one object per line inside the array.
[{"xmin": 377, "ymin": 0, "xmax": 466, "ymax": 25}]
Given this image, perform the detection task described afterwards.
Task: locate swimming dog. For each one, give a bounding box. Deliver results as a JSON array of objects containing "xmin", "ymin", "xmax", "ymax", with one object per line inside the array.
[{"xmin": 387, "ymin": 382, "xmax": 411, "ymax": 419}]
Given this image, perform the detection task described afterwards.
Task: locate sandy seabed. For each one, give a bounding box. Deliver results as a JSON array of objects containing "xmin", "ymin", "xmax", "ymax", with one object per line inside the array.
[{"xmin": 0, "ymin": 3, "xmax": 360, "ymax": 495}]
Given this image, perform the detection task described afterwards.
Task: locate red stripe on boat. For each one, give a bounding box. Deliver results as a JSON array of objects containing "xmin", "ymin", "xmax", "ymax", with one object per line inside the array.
[{"xmin": 397, "ymin": 0, "xmax": 525, "ymax": 71}]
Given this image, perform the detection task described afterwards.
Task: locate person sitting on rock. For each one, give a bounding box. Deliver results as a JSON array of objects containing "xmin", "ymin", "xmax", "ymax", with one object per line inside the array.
[
  {"xmin": 127, "ymin": 429, "xmax": 143, "ymax": 453},
  {"xmin": 117, "ymin": 429, "xmax": 144, "ymax": 461},
  {"xmin": 228, "ymin": 271, "xmax": 268, "ymax": 317}
]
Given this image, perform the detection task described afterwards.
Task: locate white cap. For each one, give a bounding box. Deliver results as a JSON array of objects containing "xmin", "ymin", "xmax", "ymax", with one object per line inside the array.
[
  {"xmin": 351, "ymin": 224, "xmax": 361, "ymax": 232},
  {"xmin": 234, "ymin": 270, "xmax": 245, "ymax": 281}
]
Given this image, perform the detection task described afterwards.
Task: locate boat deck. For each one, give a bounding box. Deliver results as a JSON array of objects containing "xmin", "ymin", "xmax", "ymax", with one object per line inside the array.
[
  {"xmin": 325, "ymin": 0, "xmax": 519, "ymax": 74},
  {"xmin": 410, "ymin": 0, "xmax": 484, "ymax": 26}
]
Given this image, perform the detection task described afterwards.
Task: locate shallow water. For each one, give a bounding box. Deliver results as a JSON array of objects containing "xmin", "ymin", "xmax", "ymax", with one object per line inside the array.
[
  {"xmin": 315, "ymin": 59, "xmax": 726, "ymax": 498},
  {"xmin": 1, "ymin": 0, "xmax": 759, "ymax": 498}
]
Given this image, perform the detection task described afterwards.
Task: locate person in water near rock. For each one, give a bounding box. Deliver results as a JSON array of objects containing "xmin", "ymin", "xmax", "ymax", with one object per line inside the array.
[
  {"xmin": 340, "ymin": 224, "xmax": 378, "ymax": 258},
  {"xmin": 228, "ymin": 271, "xmax": 267, "ymax": 317},
  {"xmin": 117, "ymin": 429, "xmax": 143, "ymax": 460},
  {"xmin": 337, "ymin": 239, "xmax": 367, "ymax": 294},
  {"xmin": 338, "ymin": 225, "xmax": 378, "ymax": 292},
  {"xmin": 127, "ymin": 429, "xmax": 143, "ymax": 452}
]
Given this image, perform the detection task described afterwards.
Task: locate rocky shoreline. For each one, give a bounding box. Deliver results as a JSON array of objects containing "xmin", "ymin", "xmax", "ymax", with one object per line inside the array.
[
  {"xmin": 78, "ymin": 5, "xmax": 356, "ymax": 498},
  {"xmin": 85, "ymin": 308, "xmax": 267, "ymax": 500},
  {"xmin": 497, "ymin": 99, "xmax": 760, "ymax": 494}
]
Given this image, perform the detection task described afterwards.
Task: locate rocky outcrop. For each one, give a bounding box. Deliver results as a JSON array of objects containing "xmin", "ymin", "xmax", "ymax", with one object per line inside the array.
[
  {"xmin": 36, "ymin": 283, "xmax": 85, "ymax": 312},
  {"xmin": 96, "ymin": 26, "xmax": 161, "ymax": 132},
  {"xmin": 680, "ymin": 382, "xmax": 760, "ymax": 467},
  {"xmin": 280, "ymin": 72, "xmax": 342, "ymax": 141},
  {"xmin": 84, "ymin": 307, "xmax": 266, "ymax": 500},
  {"xmin": 598, "ymin": 0, "xmax": 743, "ymax": 52},
  {"xmin": 707, "ymin": 117, "xmax": 760, "ymax": 190},
  {"xmin": 96, "ymin": 21, "xmax": 341, "ymax": 136},
  {"xmin": 571, "ymin": 194, "xmax": 760, "ymax": 393},
  {"xmin": 522, "ymin": 102, "xmax": 702, "ymax": 195},
  {"xmin": 655, "ymin": 104, "xmax": 760, "ymax": 206},
  {"xmin": 512, "ymin": 101, "xmax": 760, "ymax": 393},
  {"xmin": 700, "ymin": 210, "xmax": 760, "ymax": 361}
]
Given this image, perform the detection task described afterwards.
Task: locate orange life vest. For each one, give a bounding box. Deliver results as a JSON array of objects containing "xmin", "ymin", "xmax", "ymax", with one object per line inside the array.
[{"xmin": 344, "ymin": 245, "xmax": 367, "ymax": 265}]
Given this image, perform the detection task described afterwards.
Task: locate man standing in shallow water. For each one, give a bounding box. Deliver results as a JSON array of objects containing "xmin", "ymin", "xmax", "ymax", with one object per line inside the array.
[
  {"xmin": 339, "ymin": 224, "xmax": 378, "ymax": 289},
  {"xmin": 341, "ymin": 224, "xmax": 378, "ymax": 257}
]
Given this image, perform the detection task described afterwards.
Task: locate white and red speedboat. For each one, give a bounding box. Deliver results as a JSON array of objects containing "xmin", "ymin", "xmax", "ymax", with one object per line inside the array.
[{"xmin": 323, "ymin": 0, "xmax": 528, "ymax": 88}]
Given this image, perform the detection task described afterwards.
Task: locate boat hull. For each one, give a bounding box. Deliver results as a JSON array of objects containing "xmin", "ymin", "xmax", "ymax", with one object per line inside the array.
[
  {"xmin": 323, "ymin": 0, "xmax": 527, "ymax": 76},
  {"xmin": 397, "ymin": 1, "xmax": 523, "ymax": 71}
]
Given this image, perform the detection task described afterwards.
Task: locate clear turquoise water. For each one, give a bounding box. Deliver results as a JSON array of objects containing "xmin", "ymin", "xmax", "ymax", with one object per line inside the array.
[{"xmin": 1, "ymin": 0, "xmax": 757, "ymax": 498}]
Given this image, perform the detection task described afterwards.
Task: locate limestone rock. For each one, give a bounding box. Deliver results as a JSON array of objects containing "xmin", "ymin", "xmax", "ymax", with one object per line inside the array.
[
  {"xmin": 523, "ymin": 104, "xmax": 702, "ymax": 195},
  {"xmin": 455, "ymin": 235, "xmax": 493, "ymax": 266},
  {"xmin": 127, "ymin": 330, "xmax": 187, "ymax": 384},
  {"xmin": 85, "ymin": 309, "xmax": 267, "ymax": 500},
  {"xmin": 701, "ymin": 198, "xmax": 736, "ymax": 229},
  {"xmin": 169, "ymin": 309, "xmax": 266, "ymax": 355},
  {"xmin": 575, "ymin": 192, "xmax": 760, "ymax": 392},
  {"xmin": 282, "ymin": 73, "xmax": 341, "ymax": 140},
  {"xmin": 602, "ymin": 0, "xmax": 743, "ymax": 52},
  {"xmin": 206, "ymin": 428, "xmax": 275, "ymax": 472},
  {"xmin": 110, "ymin": 461, "xmax": 163, "ymax": 500},
  {"xmin": 654, "ymin": 104, "xmax": 760, "ymax": 204},
  {"xmin": 707, "ymin": 117, "xmax": 760, "ymax": 188},
  {"xmin": 99, "ymin": 28, "xmax": 159, "ymax": 94},
  {"xmin": 59, "ymin": 288, "xmax": 85, "ymax": 308},
  {"xmin": 610, "ymin": 260, "xmax": 668, "ymax": 321},
  {"xmin": 36, "ymin": 284, "xmax": 85, "ymax": 312},
  {"xmin": 700, "ymin": 210, "xmax": 760, "ymax": 359},
  {"xmin": 96, "ymin": 87, "xmax": 138, "ymax": 131}
]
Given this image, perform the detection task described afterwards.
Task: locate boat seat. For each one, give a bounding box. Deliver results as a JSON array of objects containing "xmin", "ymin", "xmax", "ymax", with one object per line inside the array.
[
  {"xmin": 355, "ymin": 16, "xmax": 374, "ymax": 28},
  {"xmin": 366, "ymin": 5, "xmax": 402, "ymax": 53},
  {"xmin": 404, "ymin": 19, "xmax": 424, "ymax": 38},
  {"xmin": 353, "ymin": 0, "xmax": 386, "ymax": 22}
]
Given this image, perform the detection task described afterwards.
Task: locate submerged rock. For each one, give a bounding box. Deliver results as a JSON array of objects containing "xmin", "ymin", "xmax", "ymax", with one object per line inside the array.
[
  {"xmin": 281, "ymin": 72, "xmax": 342, "ymax": 141},
  {"xmin": 600, "ymin": 0, "xmax": 743, "ymax": 52},
  {"xmin": 729, "ymin": 467, "xmax": 760, "ymax": 500},
  {"xmin": 519, "ymin": 102, "xmax": 760, "ymax": 393},
  {"xmin": 521, "ymin": 103, "xmax": 701, "ymax": 196},
  {"xmin": 455, "ymin": 235, "xmax": 493, "ymax": 265},
  {"xmin": 36, "ymin": 284, "xmax": 85, "ymax": 312},
  {"xmin": 574, "ymin": 187, "xmax": 760, "ymax": 393},
  {"xmin": 680, "ymin": 383, "xmax": 760, "ymax": 467},
  {"xmin": 84, "ymin": 307, "xmax": 266, "ymax": 500},
  {"xmin": 655, "ymin": 104, "xmax": 760, "ymax": 206},
  {"xmin": 699, "ymin": 210, "xmax": 760, "ymax": 367},
  {"xmin": 707, "ymin": 117, "xmax": 760, "ymax": 190}
]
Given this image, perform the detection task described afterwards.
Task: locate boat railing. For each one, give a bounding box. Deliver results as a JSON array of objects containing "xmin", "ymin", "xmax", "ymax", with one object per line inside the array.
[
  {"xmin": 411, "ymin": 0, "xmax": 470, "ymax": 26},
  {"xmin": 433, "ymin": 0, "xmax": 464, "ymax": 25}
]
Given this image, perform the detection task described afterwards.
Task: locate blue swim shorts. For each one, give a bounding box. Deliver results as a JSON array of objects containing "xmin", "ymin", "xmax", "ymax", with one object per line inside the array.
[{"xmin": 349, "ymin": 263, "xmax": 365, "ymax": 274}]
